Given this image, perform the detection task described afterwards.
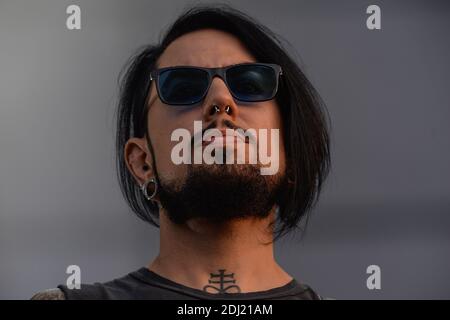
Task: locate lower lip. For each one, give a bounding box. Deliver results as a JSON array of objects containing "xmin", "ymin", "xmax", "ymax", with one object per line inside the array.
[{"xmin": 202, "ymin": 136, "xmax": 245, "ymax": 147}]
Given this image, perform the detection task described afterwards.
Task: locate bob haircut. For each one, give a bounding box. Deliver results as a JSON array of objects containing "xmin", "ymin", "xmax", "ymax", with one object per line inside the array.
[{"xmin": 116, "ymin": 4, "xmax": 331, "ymax": 242}]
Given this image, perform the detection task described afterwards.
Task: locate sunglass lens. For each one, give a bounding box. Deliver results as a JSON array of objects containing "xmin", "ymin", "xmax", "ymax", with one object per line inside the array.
[
  {"xmin": 159, "ymin": 68, "xmax": 209, "ymax": 105},
  {"xmin": 227, "ymin": 65, "xmax": 277, "ymax": 101}
]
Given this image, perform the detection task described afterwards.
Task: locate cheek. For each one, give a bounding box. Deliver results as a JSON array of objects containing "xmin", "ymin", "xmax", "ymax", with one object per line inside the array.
[
  {"xmin": 147, "ymin": 105, "xmax": 198, "ymax": 181},
  {"xmin": 240, "ymin": 102, "xmax": 287, "ymax": 174},
  {"xmin": 277, "ymin": 135, "xmax": 287, "ymax": 176},
  {"xmin": 272, "ymin": 108, "xmax": 287, "ymax": 176},
  {"xmin": 267, "ymin": 111, "xmax": 287, "ymax": 176}
]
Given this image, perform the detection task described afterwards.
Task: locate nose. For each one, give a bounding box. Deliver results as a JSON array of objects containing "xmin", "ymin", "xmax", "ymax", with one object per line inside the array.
[{"xmin": 202, "ymin": 76, "xmax": 239, "ymax": 123}]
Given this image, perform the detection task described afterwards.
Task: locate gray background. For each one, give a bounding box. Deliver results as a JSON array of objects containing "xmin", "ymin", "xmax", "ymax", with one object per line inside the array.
[{"xmin": 1, "ymin": 0, "xmax": 449, "ymax": 299}]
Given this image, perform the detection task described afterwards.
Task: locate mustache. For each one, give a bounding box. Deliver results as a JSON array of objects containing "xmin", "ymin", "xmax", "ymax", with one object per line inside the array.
[{"xmin": 191, "ymin": 119, "xmax": 248, "ymax": 146}]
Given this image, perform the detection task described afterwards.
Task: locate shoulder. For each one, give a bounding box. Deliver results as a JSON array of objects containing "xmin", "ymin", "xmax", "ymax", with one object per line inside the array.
[
  {"xmin": 30, "ymin": 269, "xmax": 145, "ymax": 300},
  {"xmin": 30, "ymin": 288, "xmax": 66, "ymax": 300},
  {"xmin": 297, "ymin": 283, "xmax": 335, "ymax": 300}
]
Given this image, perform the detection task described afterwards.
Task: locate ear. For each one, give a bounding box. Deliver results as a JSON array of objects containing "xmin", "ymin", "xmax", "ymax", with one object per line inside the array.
[{"xmin": 124, "ymin": 137, "xmax": 154, "ymax": 186}]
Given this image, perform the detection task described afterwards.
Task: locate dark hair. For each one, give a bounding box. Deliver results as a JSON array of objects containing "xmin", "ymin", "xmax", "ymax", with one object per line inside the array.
[{"xmin": 116, "ymin": 3, "xmax": 331, "ymax": 242}]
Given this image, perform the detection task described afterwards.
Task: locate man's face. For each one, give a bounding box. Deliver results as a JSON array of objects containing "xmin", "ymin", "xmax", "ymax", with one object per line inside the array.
[{"xmin": 143, "ymin": 28, "xmax": 287, "ymax": 225}]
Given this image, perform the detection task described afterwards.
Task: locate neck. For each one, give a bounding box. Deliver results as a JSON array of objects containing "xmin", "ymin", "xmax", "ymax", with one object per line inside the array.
[{"xmin": 148, "ymin": 207, "xmax": 293, "ymax": 293}]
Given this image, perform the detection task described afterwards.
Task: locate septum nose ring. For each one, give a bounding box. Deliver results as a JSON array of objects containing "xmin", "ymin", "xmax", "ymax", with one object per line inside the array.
[{"xmin": 213, "ymin": 105, "xmax": 231, "ymax": 114}]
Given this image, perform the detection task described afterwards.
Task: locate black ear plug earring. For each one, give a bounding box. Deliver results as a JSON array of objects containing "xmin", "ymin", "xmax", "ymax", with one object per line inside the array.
[{"xmin": 143, "ymin": 164, "xmax": 150, "ymax": 171}]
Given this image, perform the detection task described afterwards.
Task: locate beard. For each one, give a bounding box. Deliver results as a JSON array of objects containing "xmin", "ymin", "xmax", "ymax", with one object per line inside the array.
[{"xmin": 157, "ymin": 163, "xmax": 287, "ymax": 226}]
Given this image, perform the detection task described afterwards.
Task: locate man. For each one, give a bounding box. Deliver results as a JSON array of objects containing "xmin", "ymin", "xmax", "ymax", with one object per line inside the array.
[{"xmin": 32, "ymin": 4, "xmax": 330, "ymax": 300}]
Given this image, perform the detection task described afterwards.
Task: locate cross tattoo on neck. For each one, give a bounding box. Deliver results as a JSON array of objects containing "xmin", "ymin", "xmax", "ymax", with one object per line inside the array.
[{"xmin": 203, "ymin": 269, "xmax": 241, "ymax": 294}]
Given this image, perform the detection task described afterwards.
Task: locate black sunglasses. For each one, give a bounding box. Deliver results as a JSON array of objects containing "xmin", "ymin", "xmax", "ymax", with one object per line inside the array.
[{"xmin": 149, "ymin": 62, "xmax": 283, "ymax": 105}]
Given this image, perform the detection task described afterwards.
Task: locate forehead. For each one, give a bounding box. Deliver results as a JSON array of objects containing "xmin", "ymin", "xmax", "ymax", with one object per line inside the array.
[{"xmin": 156, "ymin": 28, "xmax": 257, "ymax": 69}]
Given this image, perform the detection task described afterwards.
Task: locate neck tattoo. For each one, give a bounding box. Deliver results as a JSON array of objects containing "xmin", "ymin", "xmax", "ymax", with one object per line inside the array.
[{"xmin": 203, "ymin": 269, "xmax": 241, "ymax": 294}]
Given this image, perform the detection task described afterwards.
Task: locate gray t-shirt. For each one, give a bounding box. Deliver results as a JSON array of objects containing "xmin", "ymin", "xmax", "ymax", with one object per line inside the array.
[{"xmin": 48, "ymin": 267, "xmax": 323, "ymax": 300}]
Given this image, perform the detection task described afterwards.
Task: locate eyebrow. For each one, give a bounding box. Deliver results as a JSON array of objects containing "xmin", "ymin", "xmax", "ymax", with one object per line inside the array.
[{"xmin": 156, "ymin": 60, "xmax": 257, "ymax": 69}]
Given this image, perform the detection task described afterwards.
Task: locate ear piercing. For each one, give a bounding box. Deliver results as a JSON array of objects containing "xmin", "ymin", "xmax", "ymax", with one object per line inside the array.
[{"xmin": 140, "ymin": 177, "xmax": 158, "ymax": 201}]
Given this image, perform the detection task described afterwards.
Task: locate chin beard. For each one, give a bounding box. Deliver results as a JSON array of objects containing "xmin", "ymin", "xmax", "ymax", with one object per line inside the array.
[{"xmin": 157, "ymin": 163, "xmax": 287, "ymax": 226}]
